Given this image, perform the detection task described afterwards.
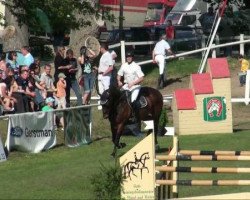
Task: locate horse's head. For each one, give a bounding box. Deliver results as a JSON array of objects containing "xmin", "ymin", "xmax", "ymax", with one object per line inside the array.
[{"xmin": 100, "ymin": 89, "xmax": 111, "ymax": 119}]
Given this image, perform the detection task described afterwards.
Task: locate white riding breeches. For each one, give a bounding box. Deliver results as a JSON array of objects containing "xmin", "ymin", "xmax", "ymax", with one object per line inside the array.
[
  {"xmin": 122, "ymin": 84, "xmax": 141, "ymax": 102},
  {"xmin": 155, "ymin": 54, "xmax": 165, "ymax": 75},
  {"xmin": 98, "ymin": 74, "xmax": 111, "ymax": 95}
]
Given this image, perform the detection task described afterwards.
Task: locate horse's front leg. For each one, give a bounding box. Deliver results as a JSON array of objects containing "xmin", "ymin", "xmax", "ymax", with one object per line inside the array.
[
  {"xmin": 114, "ymin": 123, "xmax": 126, "ymax": 149},
  {"xmin": 110, "ymin": 123, "xmax": 118, "ymax": 157}
]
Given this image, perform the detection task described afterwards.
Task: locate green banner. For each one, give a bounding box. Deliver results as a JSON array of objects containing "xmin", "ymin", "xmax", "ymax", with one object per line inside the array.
[
  {"xmin": 203, "ymin": 97, "xmax": 226, "ymax": 122},
  {"xmin": 64, "ymin": 107, "xmax": 92, "ymax": 147}
]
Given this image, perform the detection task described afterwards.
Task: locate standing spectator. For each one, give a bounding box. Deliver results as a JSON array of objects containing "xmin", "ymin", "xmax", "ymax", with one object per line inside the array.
[
  {"xmin": 56, "ymin": 73, "xmax": 67, "ymax": 109},
  {"xmin": 54, "ymin": 46, "xmax": 65, "ymax": 86},
  {"xmin": 238, "ymin": 54, "xmax": 249, "ymax": 87},
  {"xmin": 152, "ymin": 34, "xmax": 174, "ymax": 89},
  {"xmin": 21, "ymin": 46, "xmax": 34, "ymax": 67},
  {"xmin": 40, "ymin": 64, "xmax": 56, "ymax": 97},
  {"xmin": 62, "ymin": 49, "xmax": 82, "ymax": 107},
  {"xmin": 199, "ymin": 6, "xmax": 216, "ymax": 36},
  {"xmin": 42, "ymin": 97, "xmax": 64, "ymax": 130},
  {"xmin": 98, "ymin": 43, "xmax": 113, "ymax": 95},
  {"xmin": 165, "ymin": 20, "xmax": 175, "ymax": 46},
  {"xmin": 78, "ymin": 46, "xmax": 96, "ymax": 105}
]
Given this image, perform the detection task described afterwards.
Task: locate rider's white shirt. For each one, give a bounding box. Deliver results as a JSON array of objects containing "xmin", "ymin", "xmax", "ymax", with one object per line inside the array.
[
  {"xmin": 118, "ymin": 61, "xmax": 144, "ymax": 85},
  {"xmin": 153, "ymin": 39, "xmax": 170, "ymax": 56}
]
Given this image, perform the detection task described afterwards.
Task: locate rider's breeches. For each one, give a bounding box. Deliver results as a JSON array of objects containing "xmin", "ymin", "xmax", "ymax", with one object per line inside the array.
[
  {"xmin": 98, "ymin": 74, "xmax": 111, "ymax": 95},
  {"xmin": 155, "ymin": 54, "xmax": 165, "ymax": 75},
  {"xmin": 122, "ymin": 84, "xmax": 141, "ymax": 102}
]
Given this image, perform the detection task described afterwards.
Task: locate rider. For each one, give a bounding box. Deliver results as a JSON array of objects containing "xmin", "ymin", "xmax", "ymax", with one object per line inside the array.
[{"xmin": 117, "ymin": 51, "xmax": 144, "ymax": 121}]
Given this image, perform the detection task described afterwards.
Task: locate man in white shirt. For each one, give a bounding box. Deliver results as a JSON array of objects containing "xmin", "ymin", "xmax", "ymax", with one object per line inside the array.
[
  {"xmin": 98, "ymin": 43, "xmax": 113, "ymax": 95},
  {"xmin": 152, "ymin": 34, "xmax": 174, "ymax": 89},
  {"xmin": 21, "ymin": 46, "xmax": 34, "ymax": 67},
  {"xmin": 117, "ymin": 51, "xmax": 144, "ymax": 105}
]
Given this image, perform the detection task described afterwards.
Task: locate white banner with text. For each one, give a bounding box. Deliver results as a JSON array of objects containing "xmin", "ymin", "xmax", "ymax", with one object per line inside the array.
[{"xmin": 6, "ymin": 111, "xmax": 56, "ymax": 153}]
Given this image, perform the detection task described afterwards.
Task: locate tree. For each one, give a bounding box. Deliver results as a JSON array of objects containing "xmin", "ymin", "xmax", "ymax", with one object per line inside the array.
[{"xmin": 1, "ymin": 0, "xmax": 113, "ymax": 51}]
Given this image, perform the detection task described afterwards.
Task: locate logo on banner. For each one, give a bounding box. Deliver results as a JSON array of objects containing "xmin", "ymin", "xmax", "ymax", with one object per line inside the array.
[
  {"xmin": 123, "ymin": 152, "xmax": 150, "ymax": 180},
  {"xmin": 10, "ymin": 126, "xmax": 23, "ymax": 137},
  {"xmin": 203, "ymin": 97, "xmax": 226, "ymax": 122}
]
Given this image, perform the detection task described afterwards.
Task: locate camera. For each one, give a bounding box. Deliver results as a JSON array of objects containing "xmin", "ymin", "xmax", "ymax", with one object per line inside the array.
[{"xmin": 80, "ymin": 46, "xmax": 87, "ymax": 56}]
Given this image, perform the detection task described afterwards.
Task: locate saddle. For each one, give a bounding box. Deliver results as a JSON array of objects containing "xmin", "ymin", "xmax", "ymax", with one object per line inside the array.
[{"xmin": 125, "ymin": 90, "xmax": 147, "ymax": 109}]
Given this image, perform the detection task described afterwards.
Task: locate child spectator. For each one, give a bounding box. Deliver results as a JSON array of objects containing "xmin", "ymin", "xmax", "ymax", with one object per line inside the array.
[
  {"xmin": 56, "ymin": 73, "xmax": 67, "ymax": 109},
  {"xmin": 238, "ymin": 54, "xmax": 249, "ymax": 87},
  {"xmin": 42, "ymin": 97, "xmax": 64, "ymax": 130}
]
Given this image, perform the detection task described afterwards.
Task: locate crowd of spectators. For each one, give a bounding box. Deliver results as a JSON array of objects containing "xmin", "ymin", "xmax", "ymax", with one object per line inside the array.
[{"xmin": 0, "ymin": 43, "xmax": 117, "ymax": 118}]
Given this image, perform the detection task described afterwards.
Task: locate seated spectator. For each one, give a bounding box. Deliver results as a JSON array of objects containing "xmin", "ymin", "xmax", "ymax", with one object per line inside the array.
[
  {"xmin": 15, "ymin": 70, "xmax": 36, "ymax": 112},
  {"xmin": 7, "ymin": 51, "xmax": 19, "ymax": 78}
]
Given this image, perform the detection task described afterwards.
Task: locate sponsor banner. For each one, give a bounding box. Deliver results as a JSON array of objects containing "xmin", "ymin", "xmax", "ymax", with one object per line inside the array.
[
  {"xmin": 0, "ymin": 135, "xmax": 6, "ymax": 162},
  {"xmin": 203, "ymin": 96, "xmax": 227, "ymax": 122},
  {"xmin": 64, "ymin": 107, "xmax": 92, "ymax": 147},
  {"xmin": 6, "ymin": 111, "xmax": 56, "ymax": 153},
  {"xmin": 120, "ymin": 133, "xmax": 155, "ymax": 199}
]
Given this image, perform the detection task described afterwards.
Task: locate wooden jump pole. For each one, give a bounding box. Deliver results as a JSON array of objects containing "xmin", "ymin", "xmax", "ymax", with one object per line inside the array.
[
  {"xmin": 156, "ymin": 155, "xmax": 250, "ymax": 161},
  {"xmin": 179, "ymin": 150, "xmax": 250, "ymax": 156},
  {"xmin": 155, "ymin": 180, "xmax": 250, "ymax": 186},
  {"xmin": 155, "ymin": 166, "xmax": 250, "ymax": 173}
]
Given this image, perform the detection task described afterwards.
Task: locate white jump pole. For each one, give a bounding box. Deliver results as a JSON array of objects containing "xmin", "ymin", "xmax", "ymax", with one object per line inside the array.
[{"xmin": 198, "ymin": 0, "xmax": 228, "ymax": 73}]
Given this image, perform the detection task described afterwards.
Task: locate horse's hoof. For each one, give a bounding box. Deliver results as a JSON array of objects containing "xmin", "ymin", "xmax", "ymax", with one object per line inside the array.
[
  {"xmin": 118, "ymin": 143, "xmax": 126, "ymax": 149},
  {"xmin": 110, "ymin": 152, "xmax": 116, "ymax": 157}
]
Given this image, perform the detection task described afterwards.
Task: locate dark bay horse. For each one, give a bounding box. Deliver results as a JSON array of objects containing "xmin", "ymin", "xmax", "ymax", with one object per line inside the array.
[{"xmin": 100, "ymin": 86, "xmax": 163, "ymax": 157}]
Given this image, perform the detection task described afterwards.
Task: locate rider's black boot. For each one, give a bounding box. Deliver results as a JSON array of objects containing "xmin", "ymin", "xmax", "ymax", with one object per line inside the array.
[{"xmin": 157, "ymin": 75, "xmax": 163, "ymax": 89}]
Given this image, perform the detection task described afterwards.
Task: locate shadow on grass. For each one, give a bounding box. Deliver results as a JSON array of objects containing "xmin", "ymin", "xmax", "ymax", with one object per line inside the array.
[{"xmin": 165, "ymin": 75, "xmax": 189, "ymax": 86}]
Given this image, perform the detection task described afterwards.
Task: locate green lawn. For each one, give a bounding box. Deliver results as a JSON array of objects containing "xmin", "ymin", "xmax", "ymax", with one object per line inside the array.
[{"xmin": 0, "ymin": 131, "xmax": 250, "ymax": 199}]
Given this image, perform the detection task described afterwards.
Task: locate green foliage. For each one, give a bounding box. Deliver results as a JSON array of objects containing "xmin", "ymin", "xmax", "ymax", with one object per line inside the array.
[
  {"xmin": 157, "ymin": 107, "xmax": 168, "ymax": 136},
  {"xmin": 91, "ymin": 162, "xmax": 124, "ymax": 200},
  {"xmin": 2, "ymin": 0, "xmax": 114, "ymax": 35},
  {"xmin": 158, "ymin": 107, "xmax": 168, "ymax": 127}
]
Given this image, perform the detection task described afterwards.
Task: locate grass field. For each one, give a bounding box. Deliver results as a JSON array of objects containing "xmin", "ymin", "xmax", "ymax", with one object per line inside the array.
[{"xmin": 0, "ymin": 57, "xmax": 250, "ymax": 199}]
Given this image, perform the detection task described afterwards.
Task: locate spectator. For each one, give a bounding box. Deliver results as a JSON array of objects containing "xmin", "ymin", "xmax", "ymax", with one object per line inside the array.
[
  {"xmin": 42, "ymin": 97, "xmax": 64, "ymax": 130},
  {"xmin": 78, "ymin": 46, "xmax": 96, "ymax": 105},
  {"xmin": 7, "ymin": 51, "xmax": 19, "ymax": 78},
  {"xmin": 238, "ymin": 54, "xmax": 249, "ymax": 87},
  {"xmin": 15, "ymin": 70, "xmax": 35, "ymax": 112},
  {"xmin": 54, "ymin": 46, "xmax": 65, "ymax": 86},
  {"xmin": 62, "ymin": 49, "xmax": 82, "ymax": 107},
  {"xmin": 40, "ymin": 64, "xmax": 56, "ymax": 97},
  {"xmin": 152, "ymin": 34, "xmax": 175, "ymax": 89},
  {"xmin": 0, "ymin": 52, "xmax": 7, "ymax": 80},
  {"xmin": 199, "ymin": 6, "xmax": 216, "ymax": 36},
  {"xmin": 21, "ymin": 46, "xmax": 34, "ymax": 67},
  {"xmin": 56, "ymin": 73, "xmax": 67, "ymax": 109},
  {"xmin": 165, "ymin": 20, "xmax": 175, "ymax": 46},
  {"xmin": 98, "ymin": 43, "xmax": 113, "ymax": 95}
]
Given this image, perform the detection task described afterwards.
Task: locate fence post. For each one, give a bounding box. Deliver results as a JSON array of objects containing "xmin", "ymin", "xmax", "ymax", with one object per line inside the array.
[
  {"xmin": 120, "ymin": 40, "xmax": 126, "ymax": 64},
  {"xmin": 172, "ymin": 136, "xmax": 179, "ymax": 198},
  {"xmin": 212, "ymin": 44, "xmax": 216, "ymax": 58},
  {"xmin": 244, "ymin": 70, "xmax": 250, "ymax": 105},
  {"xmin": 240, "ymin": 34, "xmax": 245, "ymax": 55}
]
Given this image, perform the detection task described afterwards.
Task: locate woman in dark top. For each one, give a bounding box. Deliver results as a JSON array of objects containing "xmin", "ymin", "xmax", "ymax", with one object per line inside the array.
[
  {"xmin": 54, "ymin": 46, "xmax": 65, "ymax": 86},
  {"xmin": 78, "ymin": 46, "xmax": 96, "ymax": 105}
]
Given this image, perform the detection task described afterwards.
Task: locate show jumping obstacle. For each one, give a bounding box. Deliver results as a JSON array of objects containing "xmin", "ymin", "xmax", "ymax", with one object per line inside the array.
[{"xmin": 155, "ymin": 136, "xmax": 250, "ymax": 199}]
